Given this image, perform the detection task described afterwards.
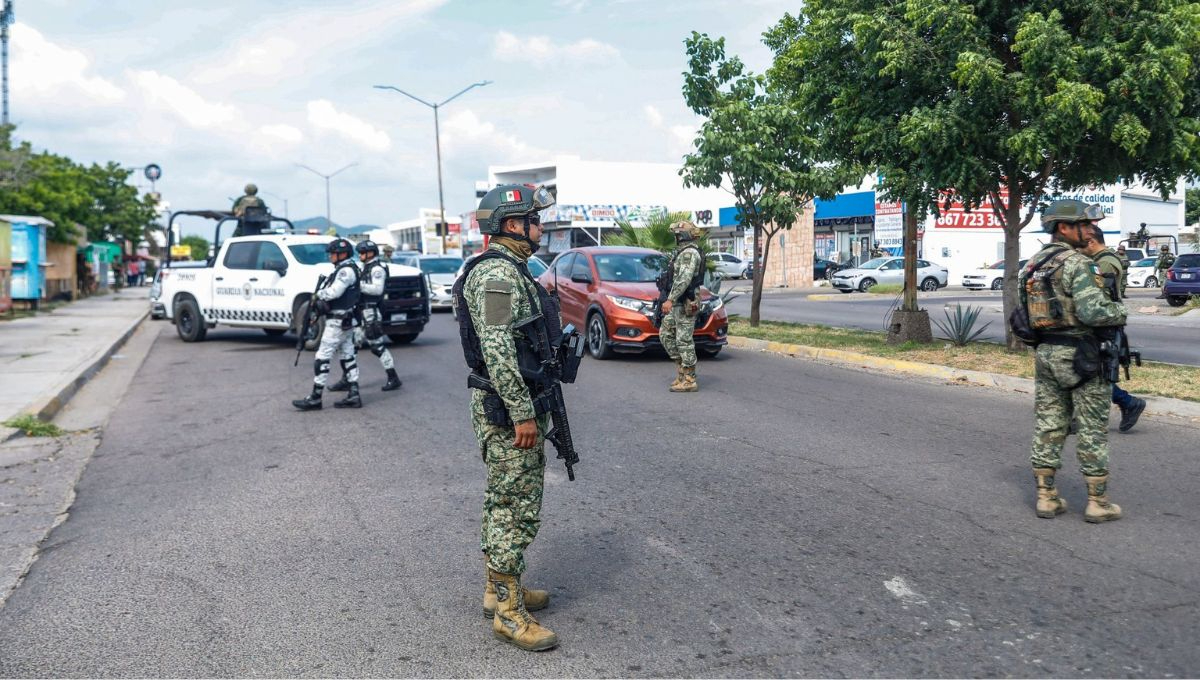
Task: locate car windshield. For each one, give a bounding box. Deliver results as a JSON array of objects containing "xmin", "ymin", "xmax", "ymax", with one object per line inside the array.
[
  {"xmin": 987, "ymin": 260, "xmax": 1005, "ymax": 269},
  {"xmin": 288, "ymin": 243, "xmax": 329, "ymax": 265},
  {"xmin": 857, "ymin": 258, "xmax": 889, "ymax": 270},
  {"xmin": 419, "ymin": 257, "xmax": 463, "ymax": 274},
  {"xmin": 527, "ymin": 258, "xmax": 548, "ymax": 276},
  {"xmin": 593, "ymin": 253, "xmax": 668, "ymax": 282},
  {"xmin": 1175, "ymin": 254, "xmax": 1200, "ymax": 268},
  {"xmin": 1134, "ymin": 257, "xmax": 1157, "ymax": 267}
]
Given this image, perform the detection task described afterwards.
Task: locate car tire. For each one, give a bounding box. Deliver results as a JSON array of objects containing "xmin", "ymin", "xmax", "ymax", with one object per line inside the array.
[
  {"xmin": 838, "ymin": 289, "xmax": 853, "ymax": 294},
  {"xmin": 586, "ymin": 311, "xmax": 612, "ymax": 360},
  {"xmin": 1167, "ymin": 295, "xmax": 1188, "ymax": 307},
  {"xmin": 698, "ymin": 346, "xmax": 723, "ymax": 359},
  {"xmin": 388, "ymin": 333, "xmax": 418, "ymax": 344},
  {"xmin": 991, "ymin": 278, "xmax": 1003, "ymax": 290},
  {"xmin": 293, "ymin": 301, "xmax": 325, "ymax": 351},
  {"xmin": 1145, "ymin": 277, "xmax": 1158, "ymax": 288},
  {"xmin": 858, "ymin": 278, "xmax": 876, "ymax": 292},
  {"xmin": 263, "ymin": 328, "xmax": 287, "ymax": 337},
  {"xmin": 920, "ymin": 277, "xmax": 939, "ymax": 292},
  {"xmin": 175, "ymin": 298, "xmax": 207, "ymax": 342}
]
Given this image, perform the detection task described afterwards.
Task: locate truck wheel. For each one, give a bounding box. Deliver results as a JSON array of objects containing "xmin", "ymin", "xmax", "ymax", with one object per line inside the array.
[
  {"xmin": 263, "ymin": 328, "xmax": 287, "ymax": 337},
  {"xmin": 388, "ymin": 333, "xmax": 418, "ymax": 345},
  {"xmin": 175, "ymin": 299, "xmax": 207, "ymax": 342},
  {"xmin": 294, "ymin": 301, "xmax": 325, "ymax": 350}
]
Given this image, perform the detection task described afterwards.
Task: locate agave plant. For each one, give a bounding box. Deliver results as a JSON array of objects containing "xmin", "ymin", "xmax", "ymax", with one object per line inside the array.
[{"xmin": 932, "ymin": 303, "xmax": 992, "ymax": 346}]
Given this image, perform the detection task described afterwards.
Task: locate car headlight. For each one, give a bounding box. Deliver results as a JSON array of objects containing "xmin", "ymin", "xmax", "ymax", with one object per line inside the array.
[
  {"xmin": 606, "ymin": 294, "xmax": 651, "ymax": 314},
  {"xmin": 705, "ymin": 296, "xmax": 723, "ymax": 311}
]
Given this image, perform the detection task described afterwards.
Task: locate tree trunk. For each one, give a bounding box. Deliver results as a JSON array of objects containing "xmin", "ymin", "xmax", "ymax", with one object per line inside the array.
[
  {"xmin": 1001, "ymin": 185, "xmax": 1025, "ymax": 351},
  {"xmin": 750, "ymin": 221, "xmax": 768, "ymax": 327},
  {"xmin": 902, "ymin": 207, "xmax": 919, "ymax": 311}
]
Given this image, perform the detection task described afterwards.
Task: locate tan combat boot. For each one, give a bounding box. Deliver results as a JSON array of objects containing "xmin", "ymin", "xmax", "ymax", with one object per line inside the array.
[
  {"xmin": 483, "ymin": 568, "xmax": 549, "ymax": 618},
  {"xmin": 1033, "ymin": 468, "xmax": 1067, "ymax": 519},
  {"xmin": 670, "ymin": 365, "xmax": 698, "ymax": 393},
  {"xmin": 488, "ymin": 569, "xmax": 558, "ymax": 651},
  {"xmin": 668, "ymin": 361, "xmax": 685, "ymax": 390},
  {"xmin": 1083, "ymin": 474, "xmax": 1123, "ymax": 523}
]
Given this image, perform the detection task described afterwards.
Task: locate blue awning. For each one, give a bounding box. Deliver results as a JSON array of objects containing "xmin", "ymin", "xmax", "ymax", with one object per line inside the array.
[
  {"xmin": 814, "ymin": 191, "xmax": 875, "ymax": 219},
  {"xmin": 719, "ymin": 206, "xmax": 741, "ymax": 227}
]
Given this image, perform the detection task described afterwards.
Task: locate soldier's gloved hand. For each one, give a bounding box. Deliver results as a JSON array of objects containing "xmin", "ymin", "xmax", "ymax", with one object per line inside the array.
[
  {"xmin": 513, "ymin": 419, "xmax": 538, "ymax": 449},
  {"xmin": 661, "ymin": 300, "xmax": 673, "ymax": 314}
]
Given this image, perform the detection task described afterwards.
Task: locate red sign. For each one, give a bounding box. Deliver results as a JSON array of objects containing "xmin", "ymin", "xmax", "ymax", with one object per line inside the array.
[
  {"xmin": 448, "ymin": 222, "xmax": 461, "ymax": 234},
  {"xmin": 933, "ymin": 189, "xmax": 1009, "ymax": 229}
]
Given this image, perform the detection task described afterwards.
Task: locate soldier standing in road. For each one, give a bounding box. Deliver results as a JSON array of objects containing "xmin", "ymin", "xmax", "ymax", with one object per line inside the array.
[
  {"xmin": 292, "ymin": 239, "xmax": 363, "ymax": 411},
  {"xmin": 661, "ymin": 221, "xmax": 706, "ymax": 393},
  {"xmin": 1019, "ymin": 199, "xmax": 1127, "ymax": 523},
  {"xmin": 1115, "ymin": 244, "xmax": 1130, "ymax": 297},
  {"xmin": 1078, "ymin": 220, "xmax": 1146, "ymax": 433},
  {"xmin": 454, "ymin": 184, "xmax": 558, "ymax": 652},
  {"xmin": 328, "ymin": 240, "xmax": 401, "ymax": 393},
  {"xmin": 1154, "ymin": 244, "xmax": 1176, "ymax": 299},
  {"xmin": 231, "ymin": 183, "xmax": 268, "ymax": 217}
]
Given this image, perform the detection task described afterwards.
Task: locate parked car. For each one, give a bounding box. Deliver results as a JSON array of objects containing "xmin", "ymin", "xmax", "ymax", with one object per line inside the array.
[
  {"xmin": 390, "ymin": 252, "xmax": 420, "ymax": 268},
  {"xmin": 814, "ymin": 255, "xmax": 843, "ymax": 281},
  {"xmin": 414, "ymin": 255, "xmax": 464, "ymax": 310},
  {"xmin": 707, "ymin": 252, "xmax": 748, "ymax": 279},
  {"xmin": 1127, "ymin": 257, "xmax": 1160, "ymax": 288},
  {"xmin": 830, "ymin": 257, "xmax": 949, "ymax": 293},
  {"xmin": 1163, "ymin": 253, "xmax": 1200, "ymax": 306},
  {"xmin": 962, "ymin": 259, "xmax": 1028, "ymax": 290},
  {"xmin": 537, "ymin": 246, "xmax": 729, "ymax": 360}
]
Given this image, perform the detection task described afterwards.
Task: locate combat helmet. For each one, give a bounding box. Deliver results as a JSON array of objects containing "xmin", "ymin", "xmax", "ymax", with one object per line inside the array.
[
  {"xmin": 1161, "ymin": 244, "xmax": 1171, "ymax": 252},
  {"xmin": 476, "ymin": 184, "xmax": 555, "ymax": 235},
  {"xmin": 355, "ymin": 240, "xmax": 379, "ymax": 257},
  {"xmin": 670, "ymin": 220, "xmax": 704, "ymax": 242},
  {"xmin": 326, "ymin": 238, "xmax": 353, "ymax": 259},
  {"xmin": 244, "ymin": 183, "xmax": 258, "ymax": 195},
  {"xmin": 1040, "ymin": 199, "xmax": 1092, "ymax": 233}
]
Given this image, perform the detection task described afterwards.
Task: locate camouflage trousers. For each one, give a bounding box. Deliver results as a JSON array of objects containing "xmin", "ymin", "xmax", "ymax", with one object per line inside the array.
[
  {"xmin": 471, "ymin": 391, "xmax": 548, "ymax": 576},
  {"xmin": 313, "ymin": 318, "xmax": 357, "ymax": 387},
  {"xmin": 353, "ymin": 306, "xmax": 394, "ymax": 371},
  {"xmin": 1030, "ymin": 344, "xmax": 1110, "ymax": 476},
  {"xmin": 661, "ymin": 304, "xmax": 698, "ymax": 367}
]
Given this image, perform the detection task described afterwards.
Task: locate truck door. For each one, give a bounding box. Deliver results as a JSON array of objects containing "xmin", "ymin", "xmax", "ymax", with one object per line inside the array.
[
  {"xmin": 212, "ymin": 241, "xmax": 259, "ymax": 324},
  {"xmin": 249, "ymin": 241, "xmax": 292, "ymax": 326}
]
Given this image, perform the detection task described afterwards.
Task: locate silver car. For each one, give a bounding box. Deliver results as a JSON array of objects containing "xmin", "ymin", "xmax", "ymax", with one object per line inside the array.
[
  {"xmin": 707, "ymin": 252, "xmax": 749, "ymax": 279},
  {"xmin": 830, "ymin": 257, "xmax": 949, "ymax": 293}
]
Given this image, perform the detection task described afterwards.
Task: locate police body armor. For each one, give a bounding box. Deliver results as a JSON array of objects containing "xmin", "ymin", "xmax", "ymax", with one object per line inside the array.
[
  {"xmin": 453, "ymin": 250, "xmax": 579, "ymax": 424},
  {"xmin": 324, "ymin": 260, "xmax": 362, "ymax": 317},
  {"xmin": 360, "ymin": 259, "xmax": 387, "ymax": 306}
]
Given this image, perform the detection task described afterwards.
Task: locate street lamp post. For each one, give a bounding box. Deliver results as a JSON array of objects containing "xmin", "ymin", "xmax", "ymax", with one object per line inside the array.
[
  {"xmin": 260, "ymin": 190, "xmax": 304, "ymax": 219},
  {"xmin": 374, "ymin": 80, "xmax": 491, "ymax": 254},
  {"xmin": 296, "ymin": 162, "xmax": 358, "ymax": 231}
]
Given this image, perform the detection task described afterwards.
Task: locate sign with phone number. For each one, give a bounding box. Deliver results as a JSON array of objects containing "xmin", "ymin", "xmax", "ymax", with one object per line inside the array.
[{"xmin": 935, "ymin": 211, "xmax": 1004, "ymax": 228}]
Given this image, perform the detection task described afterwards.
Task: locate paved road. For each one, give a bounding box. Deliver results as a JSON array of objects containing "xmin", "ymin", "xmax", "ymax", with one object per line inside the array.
[
  {"xmin": 727, "ymin": 288, "xmax": 1200, "ymax": 366},
  {"xmin": 1, "ymin": 317, "xmax": 1198, "ymax": 676}
]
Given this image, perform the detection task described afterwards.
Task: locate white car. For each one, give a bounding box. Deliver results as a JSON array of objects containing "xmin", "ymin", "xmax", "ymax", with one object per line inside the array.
[
  {"xmin": 414, "ymin": 255, "xmax": 465, "ymax": 310},
  {"xmin": 1127, "ymin": 257, "xmax": 1160, "ymax": 287},
  {"xmin": 962, "ymin": 259, "xmax": 1027, "ymax": 290},
  {"xmin": 830, "ymin": 257, "xmax": 949, "ymax": 293},
  {"xmin": 707, "ymin": 252, "xmax": 748, "ymax": 279}
]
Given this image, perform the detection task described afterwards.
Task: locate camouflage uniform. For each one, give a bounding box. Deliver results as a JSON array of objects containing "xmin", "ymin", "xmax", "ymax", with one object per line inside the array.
[
  {"xmin": 1020, "ymin": 243, "xmax": 1126, "ymax": 476},
  {"xmin": 1155, "ymin": 248, "xmax": 1175, "ymax": 289},
  {"xmin": 463, "ymin": 241, "xmax": 549, "ymax": 577},
  {"xmin": 660, "ymin": 246, "xmax": 702, "ymax": 368},
  {"xmin": 1115, "ymin": 249, "xmax": 1130, "ymax": 297}
]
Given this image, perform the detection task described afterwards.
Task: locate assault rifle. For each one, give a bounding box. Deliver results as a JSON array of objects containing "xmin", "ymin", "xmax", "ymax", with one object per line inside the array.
[
  {"xmin": 514, "ymin": 317, "xmax": 586, "ymax": 481},
  {"xmin": 651, "ymin": 267, "xmax": 672, "ymax": 329},
  {"xmin": 294, "ymin": 275, "xmax": 327, "ymax": 366}
]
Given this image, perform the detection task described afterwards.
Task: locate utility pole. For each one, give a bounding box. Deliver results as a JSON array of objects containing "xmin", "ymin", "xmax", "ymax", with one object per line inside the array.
[
  {"xmin": 374, "ymin": 80, "xmax": 491, "ymax": 255},
  {"xmin": 296, "ymin": 163, "xmax": 357, "ymax": 232},
  {"xmin": 1, "ymin": 0, "xmax": 13, "ymax": 126}
]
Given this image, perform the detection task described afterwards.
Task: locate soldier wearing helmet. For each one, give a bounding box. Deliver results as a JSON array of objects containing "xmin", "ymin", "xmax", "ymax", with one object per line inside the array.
[
  {"xmin": 293, "ymin": 238, "xmax": 363, "ymax": 410},
  {"xmin": 660, "ymin": 220, "xmax": 706, "ymax": 392},
  {"xmin": 1154, "ymin": 242, "xmax": 1176, "ymax": 297},
  {"xmin": 328, "ymin": 240, "xmax": 401, "ymax": 393},
  {"xmin": 1018, "ymin": 199, "xmax": 1127, "ymax": 523},
  {"xmin": 453, "ymin": 184, "xmax": 560, "ymax": 652},
  {"xmin": 232, "ymin": 183, "xmax": 269, "ymax": 218}
]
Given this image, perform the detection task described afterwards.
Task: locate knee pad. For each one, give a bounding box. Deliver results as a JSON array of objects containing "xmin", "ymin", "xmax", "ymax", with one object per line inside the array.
[
  {"xmin": 314, "ymin": 359, "xmax": 331, "ymax": 376},
  {"xmin": 370, "ymin": 345, "xmax": 385, "ymax": 357},
  {"xmin": 340, "ymin": 358, "xmax": 357, "ymax": 372}
]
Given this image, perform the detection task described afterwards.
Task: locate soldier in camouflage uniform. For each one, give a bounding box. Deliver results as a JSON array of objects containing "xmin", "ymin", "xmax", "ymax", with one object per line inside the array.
[
  {"xmin": 1115, "ymin": 245, "xmax": 1130, "ymax": 297},
  {"xmin": 661, "ymin": 221, "xmax": 705, "ymax": 392},
  {"xmin": 1019, "ymin": 199, "xmax": 1127, "ymax": 523},
  {"xmin": 231, "ymin": 183, "xmax": 268, "ymax": 217},
  {"xmin": 455, "ymin": 184, "xmax": 558, "ymax": 652},
  {"xmin": 1154, "ymin": 243, "xmax": 1176, "ymax": 298}
]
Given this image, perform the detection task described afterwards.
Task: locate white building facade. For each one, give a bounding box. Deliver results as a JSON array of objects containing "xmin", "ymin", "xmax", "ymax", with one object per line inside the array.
[{"xmin": 381, "ymin": 209, "xmax": 466, "ymax": 256}]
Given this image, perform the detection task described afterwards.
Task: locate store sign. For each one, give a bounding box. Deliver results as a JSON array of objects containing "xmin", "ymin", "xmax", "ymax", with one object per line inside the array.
[
  {"xmin": 1042, "ymin": 187, "xmax": 1118, "ymax": 219},
  {"xmin": 555, "ymin": 204, "xmax": 667, "ymax": 224},
  {"xmin": 874, "ymin": 200, "xmax": 904, "ymax": 250},
  {"xmin": 933, "ymin": 189, "xmax": 1009, "ymax": 228},
  {"xmin": 693, "ymin": 209, "xmax": 714, "ymax": 225},
  {"xmin": 169, "ymin": 245, "xmax": 191, "ymax": 258}
]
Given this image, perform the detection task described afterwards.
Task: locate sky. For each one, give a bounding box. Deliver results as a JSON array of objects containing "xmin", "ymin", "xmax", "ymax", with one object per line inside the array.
[{"xmin": 7, "ymin": 0, "xmax": 796, "ymax": 233}]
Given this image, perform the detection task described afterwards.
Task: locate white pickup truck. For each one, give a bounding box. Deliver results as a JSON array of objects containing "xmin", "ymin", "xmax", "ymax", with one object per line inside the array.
[{"xmin": 153, "ymin": 233, "xmax": 430, "ymax": 344}]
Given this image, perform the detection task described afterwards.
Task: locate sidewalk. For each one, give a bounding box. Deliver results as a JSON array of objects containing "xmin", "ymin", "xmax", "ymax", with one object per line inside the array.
[{"xmin": 0, "ymin": 289, "xmax": 149, "ymax": 439}]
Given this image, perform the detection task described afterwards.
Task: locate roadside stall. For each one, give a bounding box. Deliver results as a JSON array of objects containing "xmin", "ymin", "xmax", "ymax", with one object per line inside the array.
[
  {"xmin": 4, "ymin": 215, "xmax": 53, "ymax": 309},
  {"xmin": 0, "ymin": 220, "xmax": 11, "ymax": 314}
]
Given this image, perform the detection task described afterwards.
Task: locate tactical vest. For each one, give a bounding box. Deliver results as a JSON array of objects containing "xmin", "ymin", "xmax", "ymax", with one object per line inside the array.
[
  {"xmin": 324, "ymin": 260, "xmax": 361, "ymax": 314},
  {"xmin": 360, "ymin": 259, "xmax": 387, "ymax": 305},
  {"xmin": 1021, "ymin": 247, "xmax": 1080, "ymax": 332},
  {"xmin": 454, "ymin": 249, "xmax": 564, "ymax": 385},
  {"xmin": 668, "ymin": 244, "xmax": 705, "ymax": 302}
]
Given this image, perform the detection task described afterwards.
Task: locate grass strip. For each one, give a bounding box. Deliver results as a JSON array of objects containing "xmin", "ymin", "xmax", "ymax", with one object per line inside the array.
[
  {"xmin": 730, "ymin": 318, "xmax": 1200, "ymax": 403},
  {"xmin": 2, "ymin": 414, "xmax": 66, "ymax": 437}
]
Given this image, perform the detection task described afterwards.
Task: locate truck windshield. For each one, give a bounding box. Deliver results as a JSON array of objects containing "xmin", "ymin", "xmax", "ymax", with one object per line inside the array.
[
  {"xmin": 594, "ymin": 253, "xmax": 668, "ymax": 282},
  {"xmin": 289, "ymin": 244, "xmax": 329, "ymax": 265}
]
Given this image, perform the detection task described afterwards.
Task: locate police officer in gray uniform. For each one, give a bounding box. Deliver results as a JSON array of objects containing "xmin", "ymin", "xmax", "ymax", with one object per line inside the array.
[
  {"xmin": 293, "ymin": 239, "xmax": 363, "ymax": 410},
  {"xmin": 329, "ymin": 240, "xmax": 401, "ymax": 393}
]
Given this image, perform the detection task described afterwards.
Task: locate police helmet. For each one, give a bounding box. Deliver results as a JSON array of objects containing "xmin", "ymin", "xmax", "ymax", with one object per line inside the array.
[
  {"xmin": 326, "ymin": 238, "xmax": 353, "ymax": 257},
  {"xmin": 476, "ymin": 184, "xmax": 555, "ymax": 235},
  {"xmin": 355, "ymin": 240, "xmax": 379, "ymax": 257},
  {"xmin": 244, "ymin": 183, "xmax": 258, "ymax": 195},
  {"xmin": 1040, "ymin": 199, "xmax": 1092, "ymax": 233}
]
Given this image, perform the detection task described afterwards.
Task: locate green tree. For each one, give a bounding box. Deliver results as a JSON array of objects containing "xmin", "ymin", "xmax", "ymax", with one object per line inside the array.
[
  {"xmin": 680, "ymin": 32, "xmax": 852, "ymax": 326},
  {"xmin": 180, "ymin": 235, "xmax": 210, "ymax": 261},
  {"xmin": 0, "ymin": 124, "xmax": 35, "ymax": 191},
  {"xmin": 768, "ymin": 0, "xmax": 1200, "ymax": 348},
  {"xmin": 1186, "ymin": 187, "xmax": 1200, "ymax": 226}
]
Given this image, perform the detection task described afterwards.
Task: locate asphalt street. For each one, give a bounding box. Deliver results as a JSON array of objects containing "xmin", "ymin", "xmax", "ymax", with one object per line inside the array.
[
  {"xmin": 726, "ymin": 287, "xmax": 1200, "ymax": 366},
  {"xmin": 1, "ymin": 316, "xmax": 1198, "ymax": 677}
]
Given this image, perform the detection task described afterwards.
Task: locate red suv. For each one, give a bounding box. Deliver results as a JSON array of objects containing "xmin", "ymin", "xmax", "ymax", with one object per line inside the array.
[{"xmin": 538, "ymin": 246, "xmax": 729, "ymax": 359}]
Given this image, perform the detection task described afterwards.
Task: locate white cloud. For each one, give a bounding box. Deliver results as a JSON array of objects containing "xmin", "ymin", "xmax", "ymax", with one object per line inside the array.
[
  {"xmin": 441, "ymin": 109, "xmax": 548, "ymax": 163},
  {"xmin": 259, "ymin": 124, "xmax": 304, "ymax": 144},
  {"xmin": 10, "ymin": 22, "xmax": 125, "ymax": 106},
  {"xmin": 128, "ymin": 70, "xmax": 240, "ymax": 129},
  {"xmin": 643, "ymin": 104, "xmax": 699, "ymax": 157},
  {"xmin": 306, "ymin": 100, "xmax": 391, "ymax": 152},
  {"xmin": 643, "ymin": 104, "xmax": 664, "ymax": 128},
  {"xmin": 492, "ymin": 31, "xmax": 620, "ymax": 67}
]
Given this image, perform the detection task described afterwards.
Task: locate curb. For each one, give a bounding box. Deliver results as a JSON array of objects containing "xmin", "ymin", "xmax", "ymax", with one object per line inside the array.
[
  {"xmin": 726, "ymin": 335, "xmax": 1200, "ymax": 423},
  {"xmin": 2, "ymin": 310, "xmax": 149, "ymax": 442}
]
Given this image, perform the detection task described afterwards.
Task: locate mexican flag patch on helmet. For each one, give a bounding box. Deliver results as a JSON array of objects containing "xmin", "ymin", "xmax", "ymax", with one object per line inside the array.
[{"xmin": 503, "ymin": 189, "xmax": 522, "ymax": 203}]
